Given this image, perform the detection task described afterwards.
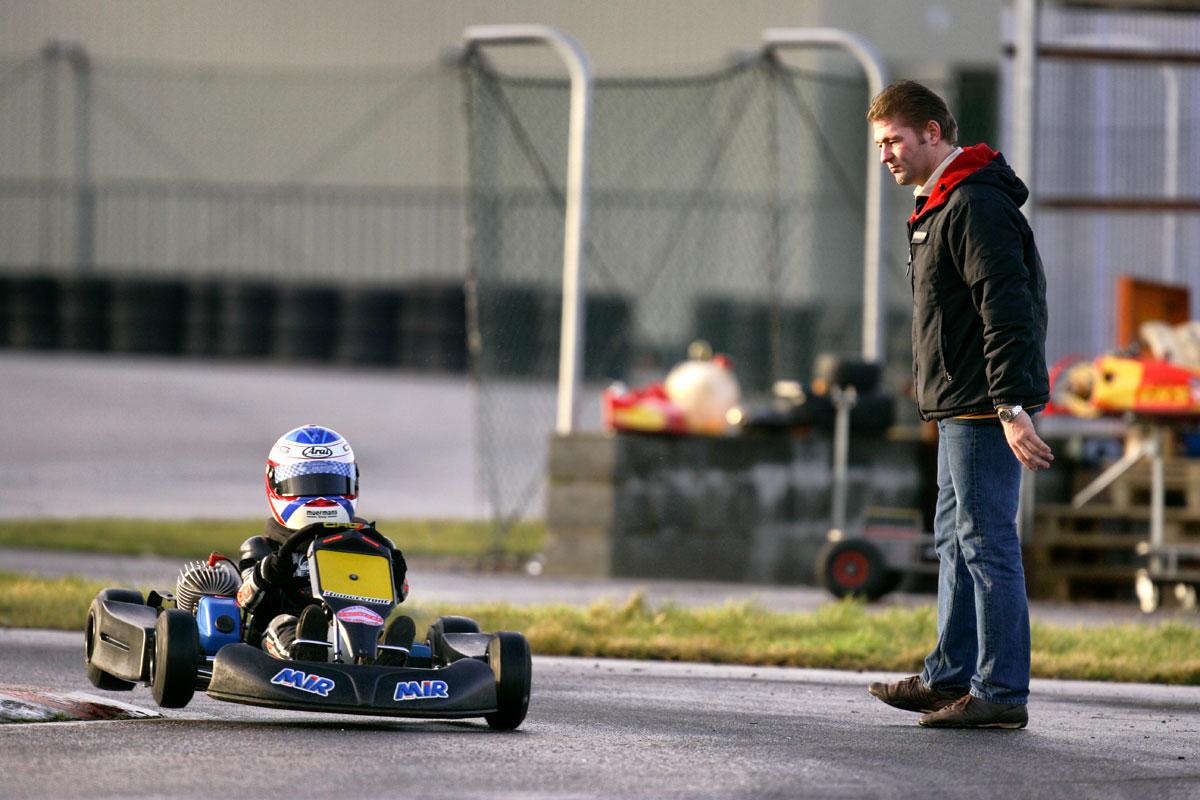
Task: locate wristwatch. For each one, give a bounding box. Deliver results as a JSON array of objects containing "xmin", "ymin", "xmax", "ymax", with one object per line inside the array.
[{"xmin": 997, "ymin": 405, "xmax": 1023, "ymax": 423}]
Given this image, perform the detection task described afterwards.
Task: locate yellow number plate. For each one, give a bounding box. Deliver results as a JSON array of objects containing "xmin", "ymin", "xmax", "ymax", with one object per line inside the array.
[{"xmin": 314, "ymin": 549, "xmax": 393, "ymax": 603}]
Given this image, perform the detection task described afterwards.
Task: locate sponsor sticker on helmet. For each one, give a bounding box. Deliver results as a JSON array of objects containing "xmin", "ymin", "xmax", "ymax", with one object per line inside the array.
[
  {"xmin": 271, "ymin": 668, "xmax": 336, "ymax": 697},
  {"xmin": 302, "ymin": 446, "xmax": 334, "ymax": 458},
  {"xmin": 335, "ymin": 605, "xmax": 385, "ymax": 626}
]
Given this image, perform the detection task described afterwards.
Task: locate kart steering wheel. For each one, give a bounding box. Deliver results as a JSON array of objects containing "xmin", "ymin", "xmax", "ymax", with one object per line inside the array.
[{"xmin": 275, "ymin": 524, "xmax": 324, "ymax": 565}]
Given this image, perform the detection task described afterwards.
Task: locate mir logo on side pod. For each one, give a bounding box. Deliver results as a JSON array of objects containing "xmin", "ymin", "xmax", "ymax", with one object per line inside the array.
[
  {"xmin": 271, "ymin": 668, "xmax": 336, "ymax": 697},
  {"xmin": 394, "ymin": 680, "xmax": 450, "ymax": 701}
]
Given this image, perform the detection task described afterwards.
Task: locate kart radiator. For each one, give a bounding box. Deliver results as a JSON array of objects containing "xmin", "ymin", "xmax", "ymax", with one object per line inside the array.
[{"xmin": 176, "ymin": 560, "xmax": 241, "ymax": 614}]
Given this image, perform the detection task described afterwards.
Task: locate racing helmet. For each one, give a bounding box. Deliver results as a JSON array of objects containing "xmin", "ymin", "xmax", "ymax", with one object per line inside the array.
[{"xmin": 265, "ymin": 425, "xmax": 358, "ymax": 530}]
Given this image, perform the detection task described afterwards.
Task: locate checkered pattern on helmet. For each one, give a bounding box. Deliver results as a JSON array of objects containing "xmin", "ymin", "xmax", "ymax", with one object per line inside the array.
[{"xmin": 274, "ymin": 460, "xmax": 355, "ymax": 481}]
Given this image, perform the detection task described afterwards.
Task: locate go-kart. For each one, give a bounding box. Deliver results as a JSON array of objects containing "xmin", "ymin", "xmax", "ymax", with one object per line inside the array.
[{"xmin": 83, "ymin": 523, "xmax": 532, "ymax": 730}]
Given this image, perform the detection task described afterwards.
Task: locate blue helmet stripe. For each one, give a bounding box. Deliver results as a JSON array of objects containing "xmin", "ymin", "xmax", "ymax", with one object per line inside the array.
[
  {"xmin": 283, "ymin": 426, "xmax": 343, "ymax": 445},
  {"xmin": 279, "ymin": 496, "xmax": 355, "ymax": 522}
]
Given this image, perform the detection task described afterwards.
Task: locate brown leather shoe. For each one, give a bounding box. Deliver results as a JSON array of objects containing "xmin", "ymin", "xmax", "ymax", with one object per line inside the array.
[
  {"xmin": 868, "ymin": 675, "xmax": 967, "ymax": 713},
  {"xmin": 918, "ymin": 694, "xmax": 1029, "ymax": 729}
]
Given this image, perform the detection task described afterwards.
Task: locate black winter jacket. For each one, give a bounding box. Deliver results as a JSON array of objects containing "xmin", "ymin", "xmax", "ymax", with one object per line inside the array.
[{"xmin": 907, "ymin": 145, "xmax": 1049, "ymax": 421}]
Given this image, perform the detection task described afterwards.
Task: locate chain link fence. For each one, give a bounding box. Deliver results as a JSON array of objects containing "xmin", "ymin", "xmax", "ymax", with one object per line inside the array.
[
  {"xmin": 0, "ymin": 51, "xmax": 467, "ymax": 283},
  {"xmin": 0, "ymin": 52, "xmax": 473, "ymax": 372},
  {"xmin": 463, "ymin": 52, "xmax": 917, "ymax": 525},
  {"xmin": 7, "ymin": 11, "xmax": 1187, "ymax": 528}
]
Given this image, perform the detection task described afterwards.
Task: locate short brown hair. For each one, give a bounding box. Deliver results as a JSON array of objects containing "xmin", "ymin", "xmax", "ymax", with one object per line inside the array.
[{"xmin": 867, "ymin": 80, "xmax": 958, "ymax": 146}]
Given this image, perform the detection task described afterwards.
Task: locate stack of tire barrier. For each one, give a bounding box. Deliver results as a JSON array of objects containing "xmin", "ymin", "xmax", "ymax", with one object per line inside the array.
[
  {"xmin": 2, "ymin": 274, "xmax": 642, "ymax": 381},
  {"xmin": 399, "ymin": 284, "xmax": 468, "ymax": 372},
  {"xmin": 695, "ymin": 297, "xmax": 812, "ymax": 392},
  {"xmin": 110, "ymin": 280, "xmax": 189, "ymax": 355},
  {"xmin": 338, "ymin": 288, "xmax": 403, "ymax": 366},
  {"xmin": 7, "ymin": 276, "xmax": 63, "ymax": 350},
  {"xmin": 0, "ymin": 274, "xmax": 473, "ymax": 373},
  {"xmin": 475, "ymin": 284, "xmax": 632, "ymax": 381},
  {"xmin": 545, "ymin": 429, "xmax": 925, "ymax": 581},
  {"xmin": 694, "ymin": 297, "xmax": 915, "ymax": 394}
]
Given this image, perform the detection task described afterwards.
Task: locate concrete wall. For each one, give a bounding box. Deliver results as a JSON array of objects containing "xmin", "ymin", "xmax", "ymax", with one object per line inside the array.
[
  {"xmin": 545, "ymin": 429, "xmax": 929, "ymax": 583},
  {"xmin": 0, "ymin": 1, "xmax": 1002, "ymax": 74}
]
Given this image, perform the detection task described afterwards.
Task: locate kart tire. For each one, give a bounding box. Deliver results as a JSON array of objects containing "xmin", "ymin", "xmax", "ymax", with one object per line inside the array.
[
  {"xmin": 151, "ymin": 608, "xmax": 201, "ymax": 708},
  {"xmin": 484, "ymin": 631, "xmax": 531, "ymax": 731},
  {"xmin": 427, "ymin": 615, "xmax": 481, "ymax": 666},
  {"xmin": 84, "ymin": 597, "xmax": 137, "ymax": 691},
  {"xmin": 432, "ymin": 615, "xmax": 481, "ymax": 634},
  {"xmin": 815, "ymin": 539, "xmax": 894, "ymax": 601},
  {"xmin": 98, "ymin": 588, "xmax": 146, "ymax": 605}
]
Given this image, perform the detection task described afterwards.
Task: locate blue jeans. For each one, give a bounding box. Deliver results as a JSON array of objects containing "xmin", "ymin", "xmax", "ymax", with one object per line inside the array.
[{"xmin": 920, "ymin": 419, "xmax": 1031, "ymax": 705}]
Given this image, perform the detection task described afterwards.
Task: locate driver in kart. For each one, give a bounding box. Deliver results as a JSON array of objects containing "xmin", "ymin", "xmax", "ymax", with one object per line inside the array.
[{"xmin": 236, "ymin": 424, "xmax": 415, "ymax": 664}]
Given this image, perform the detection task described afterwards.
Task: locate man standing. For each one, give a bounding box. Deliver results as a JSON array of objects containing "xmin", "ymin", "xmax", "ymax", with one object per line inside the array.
[{"xmin": 865, "ymin": 81, "xmax": 1053, "ymax": 729}]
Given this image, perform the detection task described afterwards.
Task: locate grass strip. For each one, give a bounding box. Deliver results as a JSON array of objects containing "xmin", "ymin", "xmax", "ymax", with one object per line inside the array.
[
  {"xmin": 0, "ymin": 518, "xmax": 544, "ymax": 560},
  {"xmin": 5, "ymin": 572, "xmax": 1199, "ymax": 685}
]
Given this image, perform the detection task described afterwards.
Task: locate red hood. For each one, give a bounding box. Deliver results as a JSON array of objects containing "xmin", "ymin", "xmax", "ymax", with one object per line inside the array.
[{"xmin": 909, "ymin": 144, "xmax": 998, "ymax": 224}]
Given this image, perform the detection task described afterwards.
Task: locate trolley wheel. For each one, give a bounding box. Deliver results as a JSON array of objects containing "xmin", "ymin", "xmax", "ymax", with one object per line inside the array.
[{"xmin": 815, "ymin": 539, "xmax": 895, "ymax": 600}]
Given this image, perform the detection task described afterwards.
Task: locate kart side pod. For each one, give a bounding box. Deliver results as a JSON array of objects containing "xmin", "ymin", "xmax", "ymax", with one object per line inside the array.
[
  {"xmin": 85, "ymin": 588, "xmax": 159, "ymax": 684},
  {"xmin": 205, "ymin": 643, "xmax": 500, "ymax": 719}
]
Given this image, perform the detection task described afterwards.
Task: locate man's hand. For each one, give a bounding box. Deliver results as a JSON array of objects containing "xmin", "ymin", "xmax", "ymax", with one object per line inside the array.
[{"xmin": 1002, "ymin": 412, "xmax": 1054, "ymax": 471}]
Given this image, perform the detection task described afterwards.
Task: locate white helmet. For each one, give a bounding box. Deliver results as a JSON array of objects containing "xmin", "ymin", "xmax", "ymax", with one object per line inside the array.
[{"xmin": 265, "ymin": 425, "xmax": 358, "ymax": 530}]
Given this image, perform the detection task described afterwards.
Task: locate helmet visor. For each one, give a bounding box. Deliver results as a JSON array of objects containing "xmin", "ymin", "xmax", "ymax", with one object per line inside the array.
[{"xmin": 270, "ymin": 461, "xmax": 357, "ymax": 498}]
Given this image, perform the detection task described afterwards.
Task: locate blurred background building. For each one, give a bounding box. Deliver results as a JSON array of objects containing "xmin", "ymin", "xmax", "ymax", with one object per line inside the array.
[{"xmin": 1, "ymin": 0, "xmax": 1198, "ymax": 525}]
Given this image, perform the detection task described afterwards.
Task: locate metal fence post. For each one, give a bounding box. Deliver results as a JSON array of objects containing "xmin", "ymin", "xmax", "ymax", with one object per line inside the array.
[
  {"xmin": 42, "ymin": 36, "xmax": 93, "ymax": 273},
  {"xmin": 761, "ymin": 28, "xmax": 887, "ymax": 365},
  {"xmin": 462, "ymin": 25, "xmax": 593, "ymax": 435}
]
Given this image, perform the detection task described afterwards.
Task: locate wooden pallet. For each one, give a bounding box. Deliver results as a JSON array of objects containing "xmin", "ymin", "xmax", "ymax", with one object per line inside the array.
[
  {"xmin": 1071, "ymin": 460, "xmax": 1200, "ymax": 517},
  {"xmin": 1026, "ymin": 503, "xmax": 1150, "ymax": 601},
  {"xmin": 1026, "ymin": 448, "xmax": 1200, "ymax": 599}
]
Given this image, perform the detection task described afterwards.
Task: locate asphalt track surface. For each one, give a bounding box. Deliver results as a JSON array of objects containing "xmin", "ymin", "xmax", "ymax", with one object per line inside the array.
[
  {"xmin": 1, "ymin": 351, "xmax": 603, "ymax": 520},
  {"xmin": 2, "ymin": 351, "xmax": 511, "ymax": 519},
  {"xmin": 5, "ymin": 353, "xmax": 1200, "ymax": 797},
  {"xmin": 3, "ymin": 628, "xmax": 1200, "ymax": 800},
  {"xmin": 4, "ymin": 548, "xmax": 1200, "ymax": 799}
]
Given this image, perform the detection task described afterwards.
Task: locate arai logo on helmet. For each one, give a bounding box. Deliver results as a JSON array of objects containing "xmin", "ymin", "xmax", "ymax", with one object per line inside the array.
[{"xmin": 302, "ymin": 445, "xmax": 334, "ymax": 458}]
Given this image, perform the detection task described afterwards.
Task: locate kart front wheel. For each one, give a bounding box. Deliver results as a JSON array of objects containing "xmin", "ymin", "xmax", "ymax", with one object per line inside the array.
[
  {"xmin": 484, "ymin": 631, "xmax": 531, "ymax": 731},
  {"xmin": 151, "ymin": 609, "xmax": 201, "ymax": 708}
]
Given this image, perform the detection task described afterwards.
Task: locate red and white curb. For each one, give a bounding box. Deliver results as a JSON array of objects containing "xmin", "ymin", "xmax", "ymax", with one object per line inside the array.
[{"xmin": 0, "ymin": 687, "xmax": 162, "ymax": 723}]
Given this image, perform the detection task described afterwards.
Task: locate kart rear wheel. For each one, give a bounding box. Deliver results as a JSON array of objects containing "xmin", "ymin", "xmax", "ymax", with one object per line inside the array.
[
  {"xmin": 84, "ymin": 598, "xmax": 136, "ymax": 691},
  {"xmin": 431, "ymin": 615, "xmax": 481, "ymax": 635},
  {"xmin": 815, "ymin": 539, "xmax": 895, "ymax": 601},
  {"xmin": 484, "ymin": 631, "xmax": 531, "ymax": 731},
  {"xmin": 151, "ymin": 608, "xmax": 201, "ymax": 708}
]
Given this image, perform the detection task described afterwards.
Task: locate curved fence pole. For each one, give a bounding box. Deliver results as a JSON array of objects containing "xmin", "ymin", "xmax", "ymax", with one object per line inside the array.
[
  {"xmin": 43, "ymin": 36, "xmax": 94, "ymax": 273},
  {"xmin": 761, "ymin": 28, "xmax": 887, "ymax": 365},
  {"xmin": 462, "ymin": 25, "xmax": 593, "ymax": 435}
]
